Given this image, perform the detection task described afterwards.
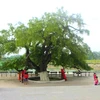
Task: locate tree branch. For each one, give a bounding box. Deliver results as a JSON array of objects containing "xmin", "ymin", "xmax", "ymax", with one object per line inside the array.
[{"xmin": 25, "ymin": 46, "xmax": 40, "ymax": 71}]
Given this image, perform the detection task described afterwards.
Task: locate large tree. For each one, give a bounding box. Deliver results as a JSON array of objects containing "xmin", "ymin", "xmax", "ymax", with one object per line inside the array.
[{"xmin": 0, "ymin": 8, "xmax": 91, "ymax": 81}]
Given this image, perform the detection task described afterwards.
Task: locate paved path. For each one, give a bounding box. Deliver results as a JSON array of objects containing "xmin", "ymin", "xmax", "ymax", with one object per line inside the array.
[
  {"xmin": 0, "ymin": 86, "xmax": 100, "ymax": 100},
  {"xmin": 0, "ymin": 73, "xmax": 99, "ymax": 100}
]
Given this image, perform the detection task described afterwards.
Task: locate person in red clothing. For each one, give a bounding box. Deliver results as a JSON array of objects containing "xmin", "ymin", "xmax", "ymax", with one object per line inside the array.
[
  {"xmin": 94, "ymin": 76, "xmax": 99, "ymax": 85},
  {"xmin": 21, "ymin": 69, "xmax": 26, "ymax": 83},
  {"xmin": 61, "ymin": 67, "xmax": 67, "ymax": 81},
  {"xmin": 18, "ymin": 71, "xmax": 22, "ymax": 82},
  {"xmin": 93, "ymin": 73, "xmax": 97, "ymax": 81},
  {"xmin": 23, "ymin": 72, "xmax": 29, "ymax": 85}
]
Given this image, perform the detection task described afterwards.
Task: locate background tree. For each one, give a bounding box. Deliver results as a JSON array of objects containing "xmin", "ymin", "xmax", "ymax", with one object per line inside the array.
[
  {"xmin": 87, "ymin": 51, "xmax": 100, "ymax": 60},
  {"xmin": 0, "ymin": 56, "xmax": 25, "ymax": 71},
  {"xmin": 0, "ymin": 8, "xmax": 91, "ymax": 81}
]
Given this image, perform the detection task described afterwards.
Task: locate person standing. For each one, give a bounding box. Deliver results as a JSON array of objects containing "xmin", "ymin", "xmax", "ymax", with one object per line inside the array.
[
  {"xmin": 61, "ymin": 67, "xmax": 67, "ymax": 81},
  {"xmin": 21, "ymin": 69, "xmax": 26, "ymax": 83},
  {"xmin": 94, "ymin": 76, "xmax": 99, "ymax": 85},
  {"xmin": 18, "ymin": 71, "xmax": 22, "ymax": 82},
  {"xmin": 23, "ymin": 72, "xmax": 29, "ymax": 85},
  {"xmin": 93, "ymin": 73, "xmax": 97, "ymax": 81}
]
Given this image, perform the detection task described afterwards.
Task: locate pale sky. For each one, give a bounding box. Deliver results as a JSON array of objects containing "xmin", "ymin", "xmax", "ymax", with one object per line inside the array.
[{"xmin": 0, "ymin": 0, "xmax": 100, "ymax": 52}]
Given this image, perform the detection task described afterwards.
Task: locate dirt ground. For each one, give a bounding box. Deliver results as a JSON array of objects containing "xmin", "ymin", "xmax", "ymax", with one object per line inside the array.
[
  {"xmin": 0, "ymin": 73, "xmax": 100, "ymax": 100},
  {"xmin": 0, "ymin": 73, "xmax": 96, "ymax": 88}
]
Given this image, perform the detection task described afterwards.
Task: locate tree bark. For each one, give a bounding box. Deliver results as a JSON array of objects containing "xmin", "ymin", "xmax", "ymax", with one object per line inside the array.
[
  {"xmin": 39, "ymin": 42, "xmax": 52, "ymax": 81},
  {"xmin": 25, "ymin": 46, "xmax": 40, "ymax": 72},
  {"xmin": 25, "ymin": 41, "xmax": 52, "ymax": 81},
  {"xmin": 39, "ymin": 71, "xmax": 49, "ymax": 81}
]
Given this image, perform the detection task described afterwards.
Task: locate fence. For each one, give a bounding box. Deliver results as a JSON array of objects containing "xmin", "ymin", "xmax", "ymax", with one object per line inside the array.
[
  {"xmin": 0, "ymin": 71, "xmax": 61, "ymax": 78},
  {"xmin": 48, "ymin": 71, "xmax": 61, "ymax": 78},
  {"xmin": 0, "ymin": 72, "xmax": 35, "ymax": 78},
  {"xmin": 73, "ymin": 71, "xmax": 93, "ymax": 77},
  {"xmin": 0, "ymin": 71, "xmax": 93, "ymax": 79}
]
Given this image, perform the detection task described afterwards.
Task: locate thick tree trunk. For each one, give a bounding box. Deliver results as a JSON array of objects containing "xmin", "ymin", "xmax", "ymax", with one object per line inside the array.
[
  {"xmin": 25, "ymin": 46, "xmax": 40, "ymax": 72},
  {"xmin": 39, "ymin": 71, "xmax": 49, "ymax": 81},
  {"xmin": 39, "ymin": 42, "xmax": 52, "ymax": 81}
]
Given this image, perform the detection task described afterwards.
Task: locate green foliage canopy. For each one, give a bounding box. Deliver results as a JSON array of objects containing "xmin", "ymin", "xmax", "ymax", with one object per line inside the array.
[
  {"xmin": 0, "ymin": 56, "xmax": 25, "ymax": 71},
  {"xmin": 0, "ymin": 8, "xmax": 91, "ymax": 71}
]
